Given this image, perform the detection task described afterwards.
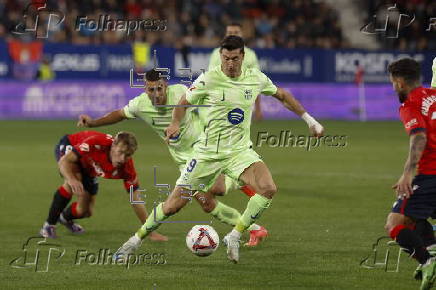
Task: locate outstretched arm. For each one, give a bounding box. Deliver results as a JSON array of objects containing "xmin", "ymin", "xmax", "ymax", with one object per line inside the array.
[
  {"xmin": 272, "ymin": 87, "xmax": 324, "ymax": 137},
  {"xmin": 393, "ymin": 131, "xmax": 427, "ymax": 199},
  {"xmin": 77, "ymin": 109, "xmax": 127, "ymax": 128},
  {"xmin": 129, "ymin": 189, "xmax": 148, "ymax": 223}
]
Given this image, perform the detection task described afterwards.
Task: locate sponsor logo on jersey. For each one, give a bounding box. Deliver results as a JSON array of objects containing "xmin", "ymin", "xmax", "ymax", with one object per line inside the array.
[
  {"xmin": 405, "ymin": 118, "xmax": 417, "ymax": 129},
  {"xmin": 227, "ymin": 108, "xmax": 245, "ymax": 125}
]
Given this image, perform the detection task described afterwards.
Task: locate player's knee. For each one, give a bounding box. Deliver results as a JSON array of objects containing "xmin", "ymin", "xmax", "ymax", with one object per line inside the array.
[
  {"xmin": 258, "ymin": 183, "xmax": 277, "ymax": 198},
  {"xmin": 209, "ymin": 186, "xmax": 225, "ymax": 196}
]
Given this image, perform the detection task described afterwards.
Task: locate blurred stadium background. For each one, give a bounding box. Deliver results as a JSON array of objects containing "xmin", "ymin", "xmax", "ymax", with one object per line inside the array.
[
  {"xmin": 0, "ymin": 0, "xmax": 435, "ymax": 289},
  {"xmin": 0, "ymin": 0, "xmax": 434, "ymax": 121}
]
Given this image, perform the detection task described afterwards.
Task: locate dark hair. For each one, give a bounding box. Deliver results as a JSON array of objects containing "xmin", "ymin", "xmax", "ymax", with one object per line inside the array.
[
  {"xmin": 145, "ymin": 69, "xmax": 161, "ymax": 82},
  {"xmin": 114, "ymin": 131, "xmax": 138, "ymax": 152},
  {"xmin": 220, "ymin": 36, "xmax": 245, "ymax": 53},
  {"xmin": 227, "ymin": 22, "xmax": 242, "ymax": 28},
  {"xmin": 387, "ymin": 58, "xmax": 421, "ymax": 84}
]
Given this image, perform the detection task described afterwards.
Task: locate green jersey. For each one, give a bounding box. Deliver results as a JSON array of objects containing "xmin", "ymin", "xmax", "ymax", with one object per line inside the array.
[
  {"xmin": 123, "ymin": 84, "xmax": 200, "ymax": 165},
  {"xmin": 186, "ymin": 66, "xmax": 277, "ymax": 158},
  {"xmin": 208, "ymin": 46, "xmax": 260, "ymax": 71},
  {"xmin": 432, "ymin": 57, "xmax": 436, "ymax": 88}
]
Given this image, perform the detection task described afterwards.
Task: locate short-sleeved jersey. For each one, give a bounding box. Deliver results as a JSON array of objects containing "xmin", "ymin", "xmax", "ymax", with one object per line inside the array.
[
  {"xmin": 186, "ymin": 66, "xmax": 277, "ymax": 158},
  {"xmin": 123, "ymin": 84, "xmax": 201, "ymax": 165},
  {"xmin": 67, "ymin": 131, "xmax": 138, "ymax": 191},
  {"xmin": 208, "ymin": 46, "xmax": 260, "ymax": 71},
  {"xmin": 431, "ymin": 57, "xmax": 436, "ymax": 88},
  {"xmin": 399, "ymin": 87, "xmax": 436, "ymax": 175}
]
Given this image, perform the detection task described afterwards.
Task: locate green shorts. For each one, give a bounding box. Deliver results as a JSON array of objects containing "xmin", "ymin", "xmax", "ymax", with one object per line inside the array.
[{"xmin": 176, "ymin": 149, "xmax": 262, "ymax": 192}]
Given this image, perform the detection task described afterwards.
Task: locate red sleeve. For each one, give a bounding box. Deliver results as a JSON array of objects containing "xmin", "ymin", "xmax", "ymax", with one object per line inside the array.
[
  {"xmin": 122, "ymin": 159, "xmax": 140, "ymax": 193},
  {"xmin": 399, "ymin": 102, "xmax": 426, "ymax": 135}
]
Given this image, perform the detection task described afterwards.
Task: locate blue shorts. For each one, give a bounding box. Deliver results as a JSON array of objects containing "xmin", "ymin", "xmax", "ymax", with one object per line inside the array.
[
  {"xmin": 54, "ymin": 135, "xmax": 99, "ymax": 195},
  {"xmin": 392, "ymin": 175, "xmax": 436, "ymax": 220}
]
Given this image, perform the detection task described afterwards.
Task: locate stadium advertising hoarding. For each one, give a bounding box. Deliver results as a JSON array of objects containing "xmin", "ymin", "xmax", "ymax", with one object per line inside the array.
[
  {"xmin": 0, "ymin": 81, "xmax": 399, "ymax": 120},
  {"xmin": 0, "ymin": 41, "xmax": 434, "ymax": 83},
  {"xmin": 0, "ymin": 40, "xmax": 433, "ymax": 82}
]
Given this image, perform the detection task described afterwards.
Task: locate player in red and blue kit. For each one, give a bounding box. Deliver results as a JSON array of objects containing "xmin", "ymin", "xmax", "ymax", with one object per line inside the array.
[
  {"xmin": 39, "ymin": 130, "xmax": 167, "ymax": 241},
  {"xmin": 385, "ymin": 58, "xmax": 436, "ymax": 290}
]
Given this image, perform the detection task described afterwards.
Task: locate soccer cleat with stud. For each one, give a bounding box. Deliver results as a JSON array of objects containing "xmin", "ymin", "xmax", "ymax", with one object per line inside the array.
[
  {"xmin": 39, "ymin": 222, "xmax": 57, "ymax": 238},
  {"xmin": 420, "ymin": 257, "xmax": 436, "ymax": 290},
  {"xmin": 59, "ymin": 213, "xmax": 85, "ymax": 234},
  {"xmin": 223, "ymin": 233, "xmax": 240, "ymax": 263},
  {"xmin": 113, "ymin": 234, "xmax": 142, "ymax": 262},
  {"xmin": 244, "ymin": 226, "xmax": 268, "ymax": 247}
]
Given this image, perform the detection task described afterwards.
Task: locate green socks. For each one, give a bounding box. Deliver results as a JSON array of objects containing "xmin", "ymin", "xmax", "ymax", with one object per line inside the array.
[
  {"xmin": 136, "ymin": 203, "xmax": 168, "ymax": 239},
  {"xmin": 210, "ymin": 201, "xmax": 241, "ymax": 226},
  {"xmin": 235, "ymin": 194, "xmax": 272, "ymax": 233},
  {"xmin": 210, "ymin": 201, "xmax": 261, "ymax": 231}
]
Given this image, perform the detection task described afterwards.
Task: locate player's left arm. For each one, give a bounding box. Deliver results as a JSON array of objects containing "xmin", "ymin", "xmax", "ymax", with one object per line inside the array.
[
  {"xmin": 272, "ymin": 87, "xmax": 324, "ymax": 137},
  {"xmin": 393, "ymin": 131, "xmax": 427, "ymax": 199},
  {"xmin": 129, "ymin": 187, "xmax": 149, "ymax": 224}
]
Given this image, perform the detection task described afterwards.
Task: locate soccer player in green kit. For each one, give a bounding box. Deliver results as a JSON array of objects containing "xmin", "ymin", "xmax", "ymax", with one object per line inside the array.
[
  {"xmin": 78, "ymin": 69, "xmax": 267, "ymax": 245},
  {"xmin": 114, "ymin": 36, "xmax": 324, "ymax": 263},
  {"xmin": 209, "ymin": 22, "xmax": 263, "ymax": 121}
]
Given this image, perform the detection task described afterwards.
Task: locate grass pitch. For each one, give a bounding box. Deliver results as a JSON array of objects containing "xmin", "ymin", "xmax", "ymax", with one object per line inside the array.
[{"xmin": 0, "ymin": 120, "xmax": 423, "ymax": 289}]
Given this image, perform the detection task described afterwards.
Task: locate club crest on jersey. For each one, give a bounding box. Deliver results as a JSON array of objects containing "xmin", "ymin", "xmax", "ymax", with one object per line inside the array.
[
  {"xmin": 227, "ymin": 108, "xmax": 244, "ymax": 125},
  {"xmin": 244, "ymin": 89, "xmax": 253, "ymax": 100},
  {"xmin": 79, "ymin": 143, "xmax": 89, "ymax": 152}
]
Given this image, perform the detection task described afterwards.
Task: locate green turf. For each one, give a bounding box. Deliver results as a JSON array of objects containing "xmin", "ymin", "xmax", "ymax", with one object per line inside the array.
[{"xmin": 0, "ymin": 120, "xmax": 424, "ymax": 289}]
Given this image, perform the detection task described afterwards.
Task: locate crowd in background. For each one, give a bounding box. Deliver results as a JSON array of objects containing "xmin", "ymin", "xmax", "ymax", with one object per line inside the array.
[
  {"xmin": 0, "ymin": 0, "xmax": 345, "ymax": 49},
  {"xmin": 0, "ymin": 0, "xmax": 434, "ymax": 50}
]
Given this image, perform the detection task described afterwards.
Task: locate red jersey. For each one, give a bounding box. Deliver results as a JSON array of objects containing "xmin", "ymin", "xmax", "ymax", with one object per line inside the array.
[
  {"xmin": 399, "ymin": 87, "xmax": 436, "ymax": 175},
  {"xmin": 66, "ymin": 131, "xmax": 139, "ymax": 191}
]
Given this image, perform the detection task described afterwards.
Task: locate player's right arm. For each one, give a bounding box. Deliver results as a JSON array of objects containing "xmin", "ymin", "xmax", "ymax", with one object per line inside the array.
[
  {"xmin": 58, "ymin": 151, "xmax": 84, "ymax": 195},
  {"xmin": 77, "ymin": 109, "xmax": 127, "ymax": 128},
  {"xmin": 165, "ymin": 94, "xmax": 190, "ymax": 143},
  {"xmin": 166, "ymin": 73, "xmax": 207, "ymax": 142}
]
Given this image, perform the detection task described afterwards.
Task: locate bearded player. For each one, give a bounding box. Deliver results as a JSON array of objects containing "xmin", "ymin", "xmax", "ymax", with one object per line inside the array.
[
  {"xmin": 77, "ymin": 69, "xmax": 268, "ymax": 247},
  {"xmin": 39, "ymin": 130, "xmax": 167, "ymax": 241},
  {"xmin": 114, "ymin": 36, "xmax": 324, "ymax": 263},
  {"xmin": 384, "ymin": 58, "xmax": 436, "ymax": 290},
  {"xmin": 209, "ymin": 22, "xmax": 263, "ymax": 121}
]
